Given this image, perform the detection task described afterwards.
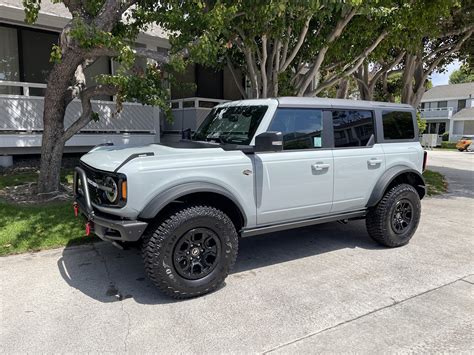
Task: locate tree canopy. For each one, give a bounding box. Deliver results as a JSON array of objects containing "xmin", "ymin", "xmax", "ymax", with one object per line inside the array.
[{"xmin": 449, "ymin": 63, "xmax": 474, "ymax": 84}]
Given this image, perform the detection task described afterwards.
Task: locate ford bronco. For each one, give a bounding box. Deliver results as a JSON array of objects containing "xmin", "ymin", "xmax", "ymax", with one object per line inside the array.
[{"xmin": 73, "ymin": 97, "xmax": 427, "ymax": 299}]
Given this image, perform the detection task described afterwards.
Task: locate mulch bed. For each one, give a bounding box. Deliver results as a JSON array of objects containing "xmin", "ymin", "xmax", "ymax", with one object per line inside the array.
[
  {"xmin": 0, "ymin": 154, "xmax": 80, "ymax": 204},
  {"xmin": 0, "ymin": 182, "xmax": 73, "ymax": 204}
]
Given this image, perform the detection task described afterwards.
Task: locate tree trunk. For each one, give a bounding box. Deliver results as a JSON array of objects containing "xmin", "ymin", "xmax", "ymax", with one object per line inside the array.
[
  {"xmin": 37, "ymin": 87, "xmax": 68, "ymax": 194},
  {"xmin": 336, "ymin": 78, "xmax": 349, "ymax": 99},
  {"xmin": 37, "ymin": 48, "xmax": 84, "ymax": 194}
]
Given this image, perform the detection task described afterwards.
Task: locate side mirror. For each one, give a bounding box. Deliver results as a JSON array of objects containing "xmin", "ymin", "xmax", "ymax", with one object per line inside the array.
[{"xmin": 255, "ymin": 131, "xmax": 283, "ymax": 152}]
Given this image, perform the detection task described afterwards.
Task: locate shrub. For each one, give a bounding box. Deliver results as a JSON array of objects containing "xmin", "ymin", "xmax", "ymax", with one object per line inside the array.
[{"xmin": 441, "ymin": 142, "xmax": 457, "ymax": 149}]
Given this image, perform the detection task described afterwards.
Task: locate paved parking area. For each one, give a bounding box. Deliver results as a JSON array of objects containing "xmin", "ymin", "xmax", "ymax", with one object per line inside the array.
[{"xmin": 1, "ymin": 150, "xmax": 473, "ymax": 353}]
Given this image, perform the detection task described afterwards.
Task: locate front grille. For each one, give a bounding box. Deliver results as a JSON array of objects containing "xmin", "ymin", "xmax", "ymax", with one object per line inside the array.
[
  {"xmin": 79, "ymin": 162, "xmax": 127, "ymax": 208},
  {"xmin": 80, "ymin": 163, "xmax": 110, "ymax": 206}
]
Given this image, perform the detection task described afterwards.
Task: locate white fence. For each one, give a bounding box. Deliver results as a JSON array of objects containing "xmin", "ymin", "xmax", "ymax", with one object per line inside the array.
[
  {"xmin": 0, "ymin": 80, "xmax": 160, "ymax": 154},
  {"xmin": 0, "ymin": 81, "xmax": 159, "ymax": 133},
  {"xmin": 0, "ymin": 95, "xmax": 159, "ymax": 133}
]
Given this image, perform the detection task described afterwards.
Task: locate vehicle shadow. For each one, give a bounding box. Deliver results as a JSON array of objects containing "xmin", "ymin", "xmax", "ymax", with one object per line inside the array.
[
  {"xmin": 57, "ymin": 220, "xmax": 382, "ymax": 305},
  {"xmin": 426, "ymin": 165, "xmax": 474, "ymax": 199}
]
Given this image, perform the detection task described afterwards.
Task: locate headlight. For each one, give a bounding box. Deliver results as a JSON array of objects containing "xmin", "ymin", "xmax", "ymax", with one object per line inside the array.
[{"xmin": 104, "ymin": 176, "xmax": 118, "ymax": 203}]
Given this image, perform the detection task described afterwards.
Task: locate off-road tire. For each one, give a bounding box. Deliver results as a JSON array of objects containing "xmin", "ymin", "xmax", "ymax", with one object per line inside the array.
[
  {"xmin": 142, "ymin": 205, "xmax": 238, "ymax": 299},
  {"xmin": 366, "ymin": 184, "xmax": 421, "ymax": 247}
]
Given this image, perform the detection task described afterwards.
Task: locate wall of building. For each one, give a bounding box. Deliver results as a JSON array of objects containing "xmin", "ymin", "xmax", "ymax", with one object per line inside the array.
[{"xmin": 223, "ymin": 67, "xmax": 243, "ymax": 100}]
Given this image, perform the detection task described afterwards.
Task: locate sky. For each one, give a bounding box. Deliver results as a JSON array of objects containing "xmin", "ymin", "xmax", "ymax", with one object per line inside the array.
[{"xmin": 429, "ymin": 60, "xmax": 461, "ymax": 87}]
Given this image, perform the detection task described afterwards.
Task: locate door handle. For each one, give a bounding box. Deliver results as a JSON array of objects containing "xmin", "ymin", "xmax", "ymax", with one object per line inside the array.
[
  {"xmin": 312, "ymin": 163, "xmax": 330, "ymax": 171},
  {"xmin": 368, "ymin": 158, "xmax": 383, "ymax": 166}
]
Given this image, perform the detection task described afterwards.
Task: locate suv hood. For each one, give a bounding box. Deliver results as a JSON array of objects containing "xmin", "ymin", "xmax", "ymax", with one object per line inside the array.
[{"xmin": 80, "ymin": 142, "xmax": 225, "ymax": 172}]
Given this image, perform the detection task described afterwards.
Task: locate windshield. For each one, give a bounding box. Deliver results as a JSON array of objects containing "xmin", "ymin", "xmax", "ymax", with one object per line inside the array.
[{"xmin": 193, "ymin": 105, "xmax": 268, "ymax": 145}]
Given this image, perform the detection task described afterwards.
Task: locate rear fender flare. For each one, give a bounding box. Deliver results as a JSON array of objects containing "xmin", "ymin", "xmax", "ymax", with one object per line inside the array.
[{"xmin": 367, "ymin": 166, "xmax": 426, "ymax": 207}]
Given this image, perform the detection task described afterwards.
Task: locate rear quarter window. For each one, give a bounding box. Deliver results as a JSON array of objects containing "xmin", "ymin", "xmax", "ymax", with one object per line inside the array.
[{"xmin": 382, "ymin": 111, "xmax": 415, "ymax": 140}]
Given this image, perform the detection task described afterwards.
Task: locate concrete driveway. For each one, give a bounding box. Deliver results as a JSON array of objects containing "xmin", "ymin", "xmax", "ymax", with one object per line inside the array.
[{"xmin": 1, "ymin": 151, "xmax": 473, "ymax": 353}]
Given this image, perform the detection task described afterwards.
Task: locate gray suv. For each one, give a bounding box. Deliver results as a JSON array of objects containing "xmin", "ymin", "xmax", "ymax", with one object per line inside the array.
[{"xmin": 74, "ymin": 97, "xmax": 427, "ymax": 299}]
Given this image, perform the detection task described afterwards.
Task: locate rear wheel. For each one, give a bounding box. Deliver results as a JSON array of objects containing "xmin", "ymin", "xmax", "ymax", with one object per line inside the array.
[
  {"xmin": 366, "ymin": 184, "xmax": 421, "ymax": 247},
  {"xmin": 142, "ymin": 205, "xmax": 238, "ymax": 299}
]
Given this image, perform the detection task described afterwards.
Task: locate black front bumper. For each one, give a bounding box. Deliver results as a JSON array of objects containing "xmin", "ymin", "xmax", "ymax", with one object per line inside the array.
[{"xmin": 73, "ymin": 166, "xmax": 148, "ymax": 242}]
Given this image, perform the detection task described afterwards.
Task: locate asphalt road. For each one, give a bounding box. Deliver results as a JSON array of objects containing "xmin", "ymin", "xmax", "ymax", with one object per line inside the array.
[{"xmin": 1, "ymin": 150, "xmax": 473, "ymax": 353}]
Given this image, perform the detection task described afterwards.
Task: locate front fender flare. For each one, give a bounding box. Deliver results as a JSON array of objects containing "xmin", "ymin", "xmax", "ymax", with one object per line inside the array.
[
  {"xmin": 367, "ymin": 166, "xmax": 426, "ymax": 207},
  {"xmin": 138, "ymin": 182, "xmax": 248, "ymax": 225}
]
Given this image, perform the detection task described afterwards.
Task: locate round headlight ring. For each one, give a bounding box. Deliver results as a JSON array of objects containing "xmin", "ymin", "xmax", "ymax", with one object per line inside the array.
[{"xmin": 104, "ymin": 176, "xmax": 118, "ymax": 203}]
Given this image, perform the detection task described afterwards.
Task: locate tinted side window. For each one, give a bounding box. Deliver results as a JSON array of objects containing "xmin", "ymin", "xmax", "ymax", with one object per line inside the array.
[
  {"xmin": 382, "ymin": 111, "xmax": 415, "ymax": 140},
  {"xmin": 268, "ymin": 108, "xmax": 323, "ymax": 150},
  {"xmin": 332, "ymin": 110, "xmax": 375, "ymax": 147}
]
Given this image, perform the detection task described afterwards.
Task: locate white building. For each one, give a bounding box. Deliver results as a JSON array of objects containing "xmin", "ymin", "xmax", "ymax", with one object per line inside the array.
[
  {"xmin": 419, "ymin": 82, "xmax": 474, "ymax": 142},
  {"xmin": 0, "ymin": 0, "xmax": 242, "ymax": 154}
]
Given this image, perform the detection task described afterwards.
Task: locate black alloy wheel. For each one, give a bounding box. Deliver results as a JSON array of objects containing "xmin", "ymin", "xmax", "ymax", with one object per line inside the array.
[
  {"xmin": 173, "ymin": 228, "xmax": 221, "ymax": 280},
  {"xmin": 391, "ymin": 199, "xmax": 414, "ymax": 234}
]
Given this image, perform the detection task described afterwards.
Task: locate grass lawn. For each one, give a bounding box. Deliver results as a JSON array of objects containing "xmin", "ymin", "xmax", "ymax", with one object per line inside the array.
[
  {"xmin": 0, "ymin": 201, "xmax": 90, "ymax": 256},
  {"xmin": 423, "ymin": 170, "xmax": 448, "ymax": 196},
  {"xmin": 0, "ymin": 169, "xmax": 93, "ymax": 256}
]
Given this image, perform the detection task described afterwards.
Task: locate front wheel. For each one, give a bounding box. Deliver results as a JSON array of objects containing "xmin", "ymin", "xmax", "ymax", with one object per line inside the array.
[
  {"xmin": 366, "ymin": 184, "xmax": 421, "ymax": 247},
  {"xmin": 142, "ymin": 205, "xmax": 238, "ymax": 299}
]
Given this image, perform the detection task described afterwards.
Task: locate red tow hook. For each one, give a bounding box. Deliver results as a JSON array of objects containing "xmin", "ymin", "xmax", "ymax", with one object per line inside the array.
[
  {"xmin": 73, "ymin": 202, "xmax": 79, "ymax": 217},
  {"xmin": 85, "ymin": 221, "xmax": 92, "ymax": 236}
]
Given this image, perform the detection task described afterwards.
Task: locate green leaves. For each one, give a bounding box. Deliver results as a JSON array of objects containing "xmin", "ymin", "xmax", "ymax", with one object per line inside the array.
[
  {"xmin": 22, "ymin": 0, "xmax": 41, "ymax": 24},
  {"xmin": 49, "ymin": 44, "xmax": 62, "ymax": 64},
  {"xmin": 91, "ymin": 111, "xmax": 100, "ymax": 122},
  {"xmin": 97, "ymin": 63, "xmax": 171, "ymax": 120}
]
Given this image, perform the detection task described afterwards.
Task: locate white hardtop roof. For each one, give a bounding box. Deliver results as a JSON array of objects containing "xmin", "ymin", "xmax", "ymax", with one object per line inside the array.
[{"xmin": 217, "ymin": 97, "xmax": 413, "ymax": 110}]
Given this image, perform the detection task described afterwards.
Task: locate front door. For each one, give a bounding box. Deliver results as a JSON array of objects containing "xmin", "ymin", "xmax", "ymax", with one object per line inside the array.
[{"xmin": 254, "ymin": 108, "xmax": 333, "ymax": 225}]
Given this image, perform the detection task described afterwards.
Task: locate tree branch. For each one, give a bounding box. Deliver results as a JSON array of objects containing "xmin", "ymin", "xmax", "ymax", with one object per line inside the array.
[
  {"xmin": 62, "ymin": 84, "xmax": 118, "ymax": 142},
  {"xmin": 226, "ymin": 57, "xmax": 247, "ymax": 99},
  {"xmin": 308, "ymin": 31, "xmax": 387, "ymax": 96},
  {"xmin": 279, "ymin": 16, "xmax": 312, "ymax": 72},
  {"xmin": 297, "ymin": 7, "xmax": 357, "ymax": 96},
  {"xmin": 368, "ymin": 50, "xmax": 405, "ymax": 91},
  {"xmin": 260, "ymin": 35, "xmax": 268, "ymax": 97},
  {"xmin": 280, "ymin": 26, "xmax": 291, "ymax": 70},
  {"xmin": 423, "ymin": 29, "xmax": 473, "ymax": 83}
]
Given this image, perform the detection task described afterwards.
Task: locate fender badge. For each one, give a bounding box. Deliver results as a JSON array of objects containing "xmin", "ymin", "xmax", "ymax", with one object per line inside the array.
[{"xmin": 243, "ymin": 169, "xmax": 252, "ymax": 176}]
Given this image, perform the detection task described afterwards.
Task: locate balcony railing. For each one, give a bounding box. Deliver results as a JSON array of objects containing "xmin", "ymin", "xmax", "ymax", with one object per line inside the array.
[
  {"xmin": 165, "ymin": 97, "xmax": 229, "ymax": 133},
  {"xmin": 0, "ymin": 80, "xmax": 159, "ymax": 134},
  {"xmin": 419, "ymin": 107, "xmax": 454, "ymax": 119}
]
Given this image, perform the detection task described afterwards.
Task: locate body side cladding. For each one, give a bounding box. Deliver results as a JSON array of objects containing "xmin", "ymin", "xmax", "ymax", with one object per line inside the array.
[
  {"xmin": 241, "ymin": 210, "xmax": 366, "ymax": 237},
  {"xmin": 138, "ymin": 182, "xmax": 248, "ymax": 226},
  {"xmin": 367, "ymin": 165, "xmax": 426, "ymax": 207}
]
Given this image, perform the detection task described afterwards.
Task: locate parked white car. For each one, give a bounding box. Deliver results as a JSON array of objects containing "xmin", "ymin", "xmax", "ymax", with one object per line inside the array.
[{"xmin": 74, "ymin": 97, "xmax": 427, "ymax": 299}]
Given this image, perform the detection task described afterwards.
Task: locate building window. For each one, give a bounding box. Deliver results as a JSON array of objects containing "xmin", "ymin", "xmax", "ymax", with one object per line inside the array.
[
  {"xmin": 438, "ymin": 101, "xmax": 447, "ymax": 108},
  {"xmin": 0, "ymin": 26, "xmax": 20, "ymax": 94},
  {"xmin": 332, "ymin": 110, "xmax": 374, "ymax": 147},
  {"xmin": 439, "ymin": 122, "xmax": 446, "ymax": 135},
  {"xmin": 382, "ymin": 111, "xmax": 415, "ymax": 140},
  {"xmin": 458, "ymin": 99, "xmax": 466, "ymax": 111},
  {"xmin": 20, "ymin": 28, "xmax": 59, "ymax": 96},
  {"xmin": 269, "ymin": 108, "xmax": 323, "ymax": 150},
  {"xmin": 0, "ymin": 24, "xmax": 114, "ymax": 97}
]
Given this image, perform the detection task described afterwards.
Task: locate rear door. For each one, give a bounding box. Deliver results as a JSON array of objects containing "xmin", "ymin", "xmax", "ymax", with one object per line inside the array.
[
  {"xmin": 331, "ymin": 109, "xmax": 385, "ymax": 213},
  {"xmin": 255, "ymin": 108, "xmax": 333, "ymax": 225}
]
